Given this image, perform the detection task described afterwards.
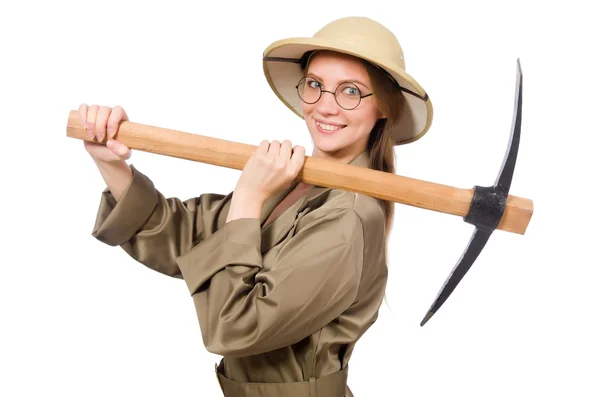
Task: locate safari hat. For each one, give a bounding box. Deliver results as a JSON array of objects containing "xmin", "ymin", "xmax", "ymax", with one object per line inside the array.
[{"xmin": 262, "ymin": 16, "xmax": 433, "ymax": 145}]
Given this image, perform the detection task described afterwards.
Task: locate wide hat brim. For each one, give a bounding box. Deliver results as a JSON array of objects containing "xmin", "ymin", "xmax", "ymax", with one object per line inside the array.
[{"xmin": 263, "ymin": 28, "xmax": 433, "ymax": 146}]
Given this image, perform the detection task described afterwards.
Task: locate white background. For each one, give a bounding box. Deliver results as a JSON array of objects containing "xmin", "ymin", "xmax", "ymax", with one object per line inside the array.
[{"xmin": 1, "ymin": 0, "xmax": 598, "ymax": 396}]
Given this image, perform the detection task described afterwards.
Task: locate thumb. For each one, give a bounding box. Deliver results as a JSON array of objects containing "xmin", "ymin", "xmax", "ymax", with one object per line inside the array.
[{"xmin": 107, "ymin": 139, "xmax": 131, "ymax": 160}]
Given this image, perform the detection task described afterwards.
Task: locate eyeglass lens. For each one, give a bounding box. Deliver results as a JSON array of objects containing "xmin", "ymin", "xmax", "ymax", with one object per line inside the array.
[{"xmin": 297, "ymin": 77, "xmax": 363, "ymax": 110}]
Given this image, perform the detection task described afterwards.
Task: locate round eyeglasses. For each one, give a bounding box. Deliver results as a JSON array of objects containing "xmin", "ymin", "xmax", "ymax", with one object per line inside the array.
[{"xmin": 295, "ymin": 77, "xmax": 373, "ymax": 110}]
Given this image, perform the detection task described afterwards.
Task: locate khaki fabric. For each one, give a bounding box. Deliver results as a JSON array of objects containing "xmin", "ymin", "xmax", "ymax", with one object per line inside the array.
[{"xmin": 92, "ymin": 151, "xmax": 388, "ymax": 397}]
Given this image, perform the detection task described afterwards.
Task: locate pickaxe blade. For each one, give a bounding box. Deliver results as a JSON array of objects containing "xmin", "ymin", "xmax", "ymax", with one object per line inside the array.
[{"xmin": 420, "ymin": 59, "xmax": 524, "ymax": 326}]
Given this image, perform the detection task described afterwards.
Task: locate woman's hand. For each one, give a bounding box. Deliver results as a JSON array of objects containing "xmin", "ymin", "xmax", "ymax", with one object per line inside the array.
[
  {"xmin": 226, "ymin": 140, "xmax": 306, "ymax": 223},
  {"xmin": 78, "ymin": 103, "xmax": 134, "ymax": 200},
  {"xmin": 79, "ymin": 103, "xmax": 132, "ymax": 164}
]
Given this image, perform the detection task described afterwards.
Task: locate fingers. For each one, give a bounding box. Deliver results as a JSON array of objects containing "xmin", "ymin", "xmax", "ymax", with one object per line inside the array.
[
  {"xmin": 95, "ymin": 106, "xmax": 111, "ymax": 141},
  {"xmin": 262, "ymin": 139, "xmax": 304, "ymax": 176},
  {"xmin": 258, "ymin": 139, "xmax": 298, "ymax": 161},
  {"xmin": 256, "ymin": 140, "xmax": 270, "ymax": 156},
  {"xmin": 79, "ymin": 103, "xmax": 132, "ymax": 163},
  {"xmin": 290, "ymin": 145, "xmax": 306, "ymax": 175},
  {"xmin": 87, "ymin": 105, "xmax": 99, "ymax": 139},
  {"xmin": 237, "ymin": 138, "xmax": 305, "ymax": 200},
  {"xmin": 107, "ymin": 105, "xmax": 127, "ymax": 139},
  {"xmin": 279, "ymin": 140, "xmax": 292, "ymax": 160},
  {"xmin": 78, "ymin": 103, "xmax": 92, "ymax": 139},
  {"xmin": 78, "ymin": 103, "xmax": 129, "ymax": 141},
  {"xmin": 267, "ymin": 140, "xmax": 281, "ymax": 159},
  {"xmin": 256, "ymin": 140, "xmax": 295, "ymax": 157}
]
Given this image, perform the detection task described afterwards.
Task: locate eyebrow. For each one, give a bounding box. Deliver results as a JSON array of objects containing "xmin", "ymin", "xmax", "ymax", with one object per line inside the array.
[{"xmin": 306, "ymin": 72, "xmax": 371, "ymax": 90}]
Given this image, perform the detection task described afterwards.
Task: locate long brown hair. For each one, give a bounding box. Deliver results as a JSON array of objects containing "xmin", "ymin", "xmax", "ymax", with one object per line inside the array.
[
  {"xmin": 361, "ymin": 61, "xmax": 404, "ymax": 313},
  {"xmin": 361, "ymin": 60, "xmax": 405, "ymax": 241}
]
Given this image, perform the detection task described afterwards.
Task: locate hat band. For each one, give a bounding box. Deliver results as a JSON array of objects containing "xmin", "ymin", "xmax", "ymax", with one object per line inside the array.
[{"xmin": 263, "ymin": 55, "xmax": 429, "ymax": 102}]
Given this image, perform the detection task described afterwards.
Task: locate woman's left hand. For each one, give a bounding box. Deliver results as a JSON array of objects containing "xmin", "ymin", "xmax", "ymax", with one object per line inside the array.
[{"xmin": 226, "ymin": 140, "xmax": 306, "ymax": 222}]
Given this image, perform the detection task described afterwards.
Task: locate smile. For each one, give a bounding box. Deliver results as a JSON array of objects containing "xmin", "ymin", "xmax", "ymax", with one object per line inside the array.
[{"xmin": 315, "ymin": 120, "xmax": 346, "ymax": 133}]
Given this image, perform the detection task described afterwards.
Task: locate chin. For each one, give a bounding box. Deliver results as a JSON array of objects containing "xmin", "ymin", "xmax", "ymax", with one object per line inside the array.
[
  {"xmin": 314, "ymin": 141, "xmax": 343, "ymax": 154},
  {"xmin": 310, "ymin": 132, "xmax": 341, "ymax": 151},
  {"xmin": 312, "ymin": 139, "xmax": 355, "ymax": 158},
  {"xmin": 309, "ymin": 128, "xmax": 345, "ymax": 151}
]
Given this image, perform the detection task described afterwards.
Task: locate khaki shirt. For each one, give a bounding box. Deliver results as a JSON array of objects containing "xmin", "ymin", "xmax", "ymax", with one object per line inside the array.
[{"xmin": 92, "ymin": 151, "xmax": 388, "ymax": 397}]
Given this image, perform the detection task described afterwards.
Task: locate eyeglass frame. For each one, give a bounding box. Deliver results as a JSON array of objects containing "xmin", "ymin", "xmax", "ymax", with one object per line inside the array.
[{"xmin": 295, "ymin": 77, "xmax": 374, "ymax": 110}]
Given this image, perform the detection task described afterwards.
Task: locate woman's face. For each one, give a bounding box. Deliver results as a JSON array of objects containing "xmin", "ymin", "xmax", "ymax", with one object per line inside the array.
[{"xmin": 301, "ymin": 51, "xmax": 382, "ymax": 161}]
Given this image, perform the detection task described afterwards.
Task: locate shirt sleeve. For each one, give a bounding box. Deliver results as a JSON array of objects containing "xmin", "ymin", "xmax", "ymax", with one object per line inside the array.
[
  {"xmin": 175, "ymin": 207, "xmax": 365, "ymax": 358},
  {"xmin": 91, "ymin": 164, "xmax": 231, "ymax": 278}
]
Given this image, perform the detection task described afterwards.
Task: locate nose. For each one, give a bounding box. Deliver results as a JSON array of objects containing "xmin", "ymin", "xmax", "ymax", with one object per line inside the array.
[{"xmin": 316, "ymin": 90, "xmax": 339, "ymax": 115}]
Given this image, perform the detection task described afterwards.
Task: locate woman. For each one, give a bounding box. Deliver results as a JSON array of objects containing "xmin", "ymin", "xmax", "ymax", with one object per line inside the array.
[{"xmin": 82, "ymin": 16, "xmax": 432, "ymax": 397}]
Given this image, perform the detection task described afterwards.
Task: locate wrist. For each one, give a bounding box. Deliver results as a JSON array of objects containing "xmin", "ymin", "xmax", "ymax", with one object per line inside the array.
[
  {"xmin": 227, "ymin": 191, "xmax": 265, "ymax": 223},
  {"xmin": 94, "ymin": 159, "xmax": 133, "ymax": 201},
  {"xmin": 96, "ymin": 160, "xmax": 132, "ymax": 180},
  {"xmin": 94, "ymin": 157, "xmax": 129, "ymax": 172}
]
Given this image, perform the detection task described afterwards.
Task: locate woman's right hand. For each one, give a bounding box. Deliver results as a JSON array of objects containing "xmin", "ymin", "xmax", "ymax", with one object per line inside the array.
[{"xmin": 79, "ymin": 103, "xmax": 132, "ymax": 164}]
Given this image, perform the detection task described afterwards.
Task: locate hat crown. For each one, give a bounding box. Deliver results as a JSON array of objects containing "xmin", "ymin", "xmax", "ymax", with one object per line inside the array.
[{"xmin": 313, "ymin": 17, "xmax": 405, "ymax": 70}]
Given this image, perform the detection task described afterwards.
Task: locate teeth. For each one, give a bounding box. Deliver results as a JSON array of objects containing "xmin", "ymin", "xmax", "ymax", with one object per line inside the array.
[{"xmin": 316, "ymin": 121, "xmax": 341, "ymax": 131}]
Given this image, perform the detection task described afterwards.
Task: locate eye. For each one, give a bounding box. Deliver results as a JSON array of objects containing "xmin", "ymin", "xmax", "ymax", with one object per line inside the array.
[
  {"xmin": 307, "ymin": 79, "xmax": 322, "ymax": 89},
  {"xmin": 341, "ymin": 85, "xmax": 361, "ymax": 96}
]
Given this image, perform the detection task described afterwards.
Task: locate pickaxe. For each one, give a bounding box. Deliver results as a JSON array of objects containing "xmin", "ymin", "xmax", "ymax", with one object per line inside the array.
[{"xmin": 66, "ymin": 59, "xmax": 532, "ymax": 326}]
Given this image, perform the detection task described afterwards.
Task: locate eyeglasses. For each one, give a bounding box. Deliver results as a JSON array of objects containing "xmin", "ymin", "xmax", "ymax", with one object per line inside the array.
[{"xmin": 295, "ymin": 77, "xmax": 373, "ymax": 110}]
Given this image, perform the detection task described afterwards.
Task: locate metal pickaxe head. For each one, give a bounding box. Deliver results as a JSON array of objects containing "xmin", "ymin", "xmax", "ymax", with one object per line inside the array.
[{"xmin": 420, "ymin": 59, "xmax": 525, "ymax": 326}]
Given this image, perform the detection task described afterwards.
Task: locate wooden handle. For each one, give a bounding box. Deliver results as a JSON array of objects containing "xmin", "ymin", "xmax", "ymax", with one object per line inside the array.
[{"xmin": 66, "ymin": 110, "xmax": 533, "ymax": 235}]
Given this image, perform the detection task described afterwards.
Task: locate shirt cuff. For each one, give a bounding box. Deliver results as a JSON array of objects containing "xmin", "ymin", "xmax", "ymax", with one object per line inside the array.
[
  {"xmin": 91, "ymin": 165, "xmax": 159, "ymax": 246},
  {"xmin": 176, "ymin": 217, "xmax": 263, "ymax": 296}
]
